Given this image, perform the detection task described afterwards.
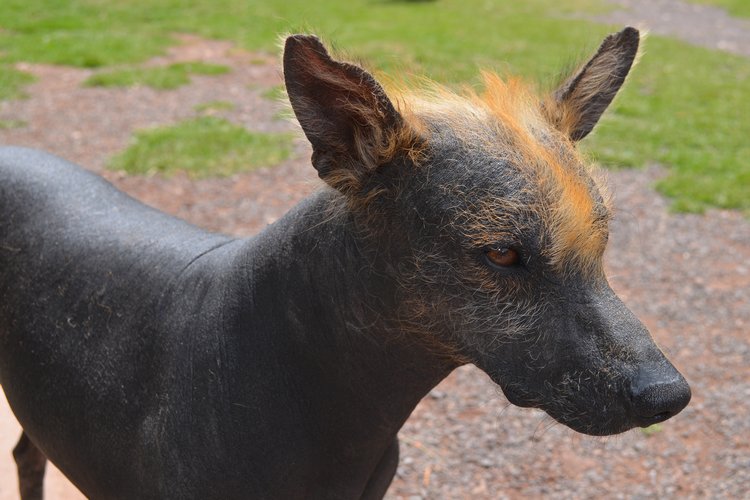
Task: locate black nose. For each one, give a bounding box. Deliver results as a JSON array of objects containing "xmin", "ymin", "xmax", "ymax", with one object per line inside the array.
[{"xmin": 629, "ymin": 363, "xmax": 691, "ymax": 427}]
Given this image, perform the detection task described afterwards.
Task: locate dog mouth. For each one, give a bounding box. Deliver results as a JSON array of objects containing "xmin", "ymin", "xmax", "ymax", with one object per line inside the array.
[
  {"xmin": 494, "ymin": 375, "xmax": 638, "ymax": 436},
  {"xmin": 545, "ymin": 406, "xmax": 636, "ymax": 436},
  {"xmin": 498, "ymin": 384, "xmax": 537, "ymax": 409}
]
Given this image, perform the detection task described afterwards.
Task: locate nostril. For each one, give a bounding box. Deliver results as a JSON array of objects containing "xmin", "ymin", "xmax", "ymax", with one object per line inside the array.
[
  {"xmin": 639, "ymin": 411, "xmax": 674, "ymax": 426},
  {"xmin": 630, "ymin": 369, "xmax": 691, "ymax": 427},
  {"xmin": 651, "ymin": 411, "xmax": 672, "ymax": 421}
]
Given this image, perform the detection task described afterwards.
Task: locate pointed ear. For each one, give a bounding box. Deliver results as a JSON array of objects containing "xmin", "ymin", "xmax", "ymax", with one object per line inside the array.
[
  {"xmin": 283, "ymin": 35, "xmax": 406, "ymax": 193},
  {"xmin": 546, "ymin": 27, "xmax": 640, "ymax": 141}
]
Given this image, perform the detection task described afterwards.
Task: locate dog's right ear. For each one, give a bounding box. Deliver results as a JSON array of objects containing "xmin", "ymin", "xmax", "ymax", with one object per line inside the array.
[
  {"xmin": 546, "ymin": 27, "xmax": 640, "ymax": 142},
  {"xmin": 283, "ymin": 35, "xmax": 405, "ymax": 192}
]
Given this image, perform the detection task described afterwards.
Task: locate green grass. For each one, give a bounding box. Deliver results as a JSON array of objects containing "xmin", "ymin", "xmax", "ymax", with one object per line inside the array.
[
  {"xmin": 0, "ymin": 65, "xmax": 35, "ymax": 100},
  {"xmin": 584, "ymin": 37, "xmax": 750, "ymax": 213},
  {"xmin": 640, "ymin": 423, "xmax": 663, "ymax": 436},
  {"xmin": 687, "ymin": 0, "xmax": 750, "ymax": 17},
  {"xmin": 0, "ymin": 118, "xmax": 27, "ymax": 129},
  {"xmin": 0, "ymin": 0, "xmax": 601, "ymax": 82},
  {"xmin": 85, "ymin": 62, "xmax": 229, "ymax": 90},
  {"xmin": 0, "ymin": 1, "xmax": 174, "ymax": 67},
  {"xmin": 261, "ymin": 85, "xmax": 285, "ymax": 102},
  {"xmin": 108, "ymin": 116, "xmax": 293, "ymax": 177},
  {"xmin": 0, "ymin": 0, "xmax": 608, "ymax": 80},
  {"xmin": 194, "ymin": 100, "xmax": 235, "ymax": 113},
  {"xmin": 1, "ymin": 0, "xmax": 749, "ymax": 211}
]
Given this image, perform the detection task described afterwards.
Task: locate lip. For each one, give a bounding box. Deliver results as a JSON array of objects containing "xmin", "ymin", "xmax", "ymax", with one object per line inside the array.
[
  {"xmin": 499, "ymin": 384, "xmax": 536, "ymax": 408},
  {"xmin": 632, "ymin": 411, "xmax": 674, "ymax": 428}
]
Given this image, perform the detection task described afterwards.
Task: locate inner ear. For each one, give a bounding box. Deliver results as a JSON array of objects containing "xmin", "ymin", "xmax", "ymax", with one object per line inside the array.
[
  {"xmin": 283, "ymin": 35, "xmax": 404, "ymax": 184},
  {"xmin": 547, "ymin": 27, "xmax": 640, "ymax": 141}
]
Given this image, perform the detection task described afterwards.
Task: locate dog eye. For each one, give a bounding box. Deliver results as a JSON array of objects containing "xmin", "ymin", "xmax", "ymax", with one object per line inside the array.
[{"xmin": 484, "ymin": 247, "xmax": 521, "ymax": 268}]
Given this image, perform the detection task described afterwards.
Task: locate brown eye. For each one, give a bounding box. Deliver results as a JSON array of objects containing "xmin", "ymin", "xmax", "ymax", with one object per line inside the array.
[{"xmin": 485, "ymin": 247, "xmax": 520, "ymax": 268}]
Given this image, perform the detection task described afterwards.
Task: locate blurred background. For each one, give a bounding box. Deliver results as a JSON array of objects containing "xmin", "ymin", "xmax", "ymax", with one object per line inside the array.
[{"xmin": 0, "ymin": 0, "xmax": 748, "ymax": 498}]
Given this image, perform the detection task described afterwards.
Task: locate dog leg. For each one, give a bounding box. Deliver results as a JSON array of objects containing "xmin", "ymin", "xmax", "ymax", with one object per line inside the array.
[{"xmin": 12, "ymin": 432, "xmax": 47, "ymax": 500}]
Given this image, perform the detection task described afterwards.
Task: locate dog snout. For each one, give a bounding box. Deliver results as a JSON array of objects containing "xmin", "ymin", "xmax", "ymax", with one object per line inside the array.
[{"xmin": 629, "ymin": 362, "xmax": 691, "ymax": 427}]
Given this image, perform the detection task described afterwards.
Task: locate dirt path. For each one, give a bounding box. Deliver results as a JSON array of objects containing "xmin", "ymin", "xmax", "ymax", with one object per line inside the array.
[
  {"xmin": 598, "ymin": 0, "xmax": 750, "ymax": 57},
  {"xmin": 0, "ymin": 16, "xmax": 748, "ymax": 499}
]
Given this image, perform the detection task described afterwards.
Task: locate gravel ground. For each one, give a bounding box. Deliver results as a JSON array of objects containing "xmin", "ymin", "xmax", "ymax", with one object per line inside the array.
[
  {"xmin": 0, "ymin": 5, "xmax": 748, "ymax": 498},
  {"xmin": 598, "ymin": 0, "xmax": 750, "ymax": 57}
]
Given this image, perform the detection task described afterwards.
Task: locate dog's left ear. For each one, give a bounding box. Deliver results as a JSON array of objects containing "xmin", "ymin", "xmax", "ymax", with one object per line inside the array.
[
  {"xmin": 283, "ymin": 34, "xmax": 404, "ymax": 190},
  {"xmin": 546, "ymin": 27, "xmax": 640, "ymax": 141}
]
